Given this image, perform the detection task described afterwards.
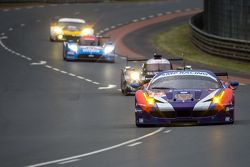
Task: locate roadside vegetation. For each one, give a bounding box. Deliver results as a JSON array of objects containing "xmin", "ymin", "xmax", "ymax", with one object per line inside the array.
[{"xmin": 153, "ymin": 24, "xmax": 250, "ymax": 75}]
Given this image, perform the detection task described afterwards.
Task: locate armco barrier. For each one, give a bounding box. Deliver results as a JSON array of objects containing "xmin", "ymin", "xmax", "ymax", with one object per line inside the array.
[{"xmin": 190, "ymin": 12, "xmax": 250, "ymax": 61}]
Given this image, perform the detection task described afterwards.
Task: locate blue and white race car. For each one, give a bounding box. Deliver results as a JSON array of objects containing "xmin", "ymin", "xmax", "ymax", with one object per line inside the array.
[{"xmin": 63, "ymin": 35, "xmax": 115, "ymax": 62}]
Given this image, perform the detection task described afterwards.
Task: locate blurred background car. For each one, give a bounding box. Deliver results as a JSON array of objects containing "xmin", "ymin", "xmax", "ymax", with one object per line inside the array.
[{"xmin": 49, "ymin": 17, "xmax": 94, "ymax": 41}]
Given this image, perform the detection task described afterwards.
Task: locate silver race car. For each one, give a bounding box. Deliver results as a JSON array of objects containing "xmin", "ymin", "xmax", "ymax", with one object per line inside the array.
[{"xmin": 121, "ymin": 54, "xmax": 187, "ymax": 96}]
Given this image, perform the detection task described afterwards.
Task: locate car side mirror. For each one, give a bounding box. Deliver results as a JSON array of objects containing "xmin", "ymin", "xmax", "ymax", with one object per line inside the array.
[
  {"xmin": 130, "ymin": 83, "xmax": 140, "ymax": 88},
  {"xmin": 230, "ymin": 80, "xmax": 239, "ymax": 90}
]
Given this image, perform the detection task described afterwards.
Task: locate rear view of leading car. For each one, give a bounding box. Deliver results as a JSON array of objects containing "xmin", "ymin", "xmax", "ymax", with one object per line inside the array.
[{"xmin": 135, "ymin": 70, "xmax": 239, "ymax": 127}]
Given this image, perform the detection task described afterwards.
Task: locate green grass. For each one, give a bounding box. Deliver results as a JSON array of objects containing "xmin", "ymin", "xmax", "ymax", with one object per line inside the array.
[{"xmin": 153, "ymin": 24, "xmax": 250, "ymax": 75}]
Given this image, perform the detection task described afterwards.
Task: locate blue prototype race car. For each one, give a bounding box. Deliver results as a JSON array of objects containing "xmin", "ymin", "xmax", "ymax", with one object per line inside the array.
[
  {"xmin": 63, "ymin": 35, "xmax": 115, "ymax": 62},
  {"xmin": 135, "ymin": 70, "xmax": 239, "ymax": 126}
]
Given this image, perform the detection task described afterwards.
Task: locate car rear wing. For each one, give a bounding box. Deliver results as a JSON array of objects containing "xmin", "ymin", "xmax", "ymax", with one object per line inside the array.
[
  {"xmin": 168, "ymin": 58, "xmax": 184, "ymax": 61},
  {"xmin": 124, "ymin": 58, "xmax": 148, "ymax": 66},
  {"xmin": 96, "ymin": 35, "xmax": 111, "ymax": 39},
  {"xmin": 214, "ymin": 72, "xmax": 229, "ymax": 80},
  {"xmin": 127, "ymin": 58, "xmax": 148, "ymax": 62}
]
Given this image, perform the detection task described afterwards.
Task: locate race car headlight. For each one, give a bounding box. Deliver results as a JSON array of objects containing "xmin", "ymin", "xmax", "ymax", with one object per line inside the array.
[
  {"xmin": 212, "ymin": 91, "xmax": 225, "ymax": 104},
  {"xmin": 52, "ymin": 26, "xmax": 63, "ymax": 34},
  {"xmin": 104, "ymin": 45, "xmax": 115, "ymax": 54},
  {"xmin": 81, "ymin": 28, "xmax": 94, "ymax": 36},
  {"xmin": 68, "ymin": 44, "xmax": 78, "ymax": 53},
  {"xmin": 144, "ymin": 93, "xmax": 155, "ymax": 106},
  {"xmin": 130, "ymin": 71, "xmax": 140, "ymax": 81}
]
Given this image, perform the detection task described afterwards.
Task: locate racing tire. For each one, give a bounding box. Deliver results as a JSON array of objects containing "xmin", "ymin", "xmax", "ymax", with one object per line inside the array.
[
  {"xmin": 121, "ymin": 81, "xmax": 130, "ymax": 96},
  {"xmin": 136, "ymin": 123, "xmax": 144, "ymax": 127},
  {"xmin": 50, "ymin": 36, "xmax": 55, "ymax": 42},
  {"xmin": 121, "ymin": 73, "xmax": 130, "ymax": 96}
]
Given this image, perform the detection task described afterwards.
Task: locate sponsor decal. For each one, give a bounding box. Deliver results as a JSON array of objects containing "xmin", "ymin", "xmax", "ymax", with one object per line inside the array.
[
  {"xmin": 80, "ymin": 46, "xmax": 102, "ymax": 53},
  {"xmin": 175, "ymin": 93, "xmax": 193, "ymax": 101},
  {"xmin": 153, "ymin": 71, "xmax": 217, "ymax": 82},
  {"xmin": 67, "ymin": 51, "xmax": 75, "ymax": 55},
  {"xmin": 225, "ymin": 117, "xmax": 230, "ymax": 122}
]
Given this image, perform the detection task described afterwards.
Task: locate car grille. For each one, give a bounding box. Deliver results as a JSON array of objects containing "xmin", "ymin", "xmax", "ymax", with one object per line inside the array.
[
  {"xmin": 192, "ymin": 110, "xmax": 217, "ymax": 117},
  {"xmin": 151, "ymin": 112, "xmax": 175, "ymax": 118},
  {"xmin": 150, "ymin": 110, "xmax": 217, "ymax": 118},
  {"xmin": 78, "ymin": 54, "xmax": 102, "ymax": 59}
]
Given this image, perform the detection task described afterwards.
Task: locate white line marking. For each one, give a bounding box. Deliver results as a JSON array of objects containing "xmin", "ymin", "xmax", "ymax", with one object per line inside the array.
[
  {"xmin": 53, "ymin": 68, "xmax": 60, "ymax": 71},
  {"xmin": 3, "ymin": 9, "xmax": 9, "ymax": 12},
  {"xmin": 26, "ymin": 128, "xmax": 164, "ymax": 167},
  {"xmin": 127, "ymin": 142, "xmax": 142, "ymax": 147},
  {"xmin": 0, "ymin": 36, "xmax": 8, "ymax": 40},
  {"xmin": 85, "ymin": 79, "xmax": 92, "ymax": 82},
  {"xmin": 148, "ymin": 15, "xmax": 155, "ymax": 18},
  {"xmin": 239, "ymin": 83, "xmax": 246, "ymax": 86},
  {"xmin": 58, "ymin": 159, "xmax": 81, "ymax": 165},
  {"xmin": 68, "ymin": 73, "xmax": 76, "ymax": 77},
  {"xmin": 77, "ymin": 76, "xmax": 85, "ymax": 79},
  {"xmin": 99, "ymin": 30, "xmax": 104, "ymax": 34},
  {"xmin": 185, "ymin": 8, "xmax": 191, "ymax": 11},
  {"xmin": 166, "ymin": 11, "xmax": 172, "ymax": 15},
  {"xmin": 38, "ymin": 5, "xmax": 45, "ymax": 8},
  {"xmin": 74, "ymin": 12, "xmax": 80, "ymax": 15},
  {"xmin": 1, "ymin": 33, "xmax": 5, "ymax": 36},
  {"xmin": 21, "ymin": 24, "xmax": 25, "ymax": 27},
  {"xmin": 117, "ymin": 23, "xmax": 123, "ymax": 26},
  {"xmin": 30, "ymin": 61, "xmax": 46, "ymax": 66},
  {"xmin": 140, "ymin": 17, "xmax": 146, "ymax": 20},
  {"xmin": 8, "ymin": 28, "xmax": 13, "ymax": 31},
  {"xmin": 45, "ymin": 65, "xmax": 52, "ymax": 69},
  {"xmin": 163, "ymin": 129, "xmax": 172, "ymax": 133},
  {"xmin": 157, "ymin": 13, "xmax": 163, "ymax": 16},
  {"xmin": 98, "ymin": 84, "xmax": 117, "ymax": 90},
  {"xmin": 92, "ymin": 82, "xmax": 100, "ymax": 85},
  {"xmin": 36, "ymin": 20, "xmax": 41, "ymax": 22},
  {"xmin": 26, "ymin": 57, "xmax": 32, "ymax": 61},
  {"xmin": 111, "ymin": 26, "xmax": 116, "ymax": 29},
  {"xmin": 132, "ymin": 19, "xmax": 138, "ymax": 22},
  {"xmin": 60, "ymin": 70, "xmax": 68, "ymax": 74},
  {"xmin": 117, "ymin": 89, "xmax": 121, "ymax": 91},
  {"xmin": 175, "ymin": 10, "xmax": 181, "ymax": 13},
  {"xmin": 15, "ymin": 8, "xmax": 20, "ymax": 10},
  {"xmin": 104, "ymin": 28, "xmax": 109, "ymax": 31}
]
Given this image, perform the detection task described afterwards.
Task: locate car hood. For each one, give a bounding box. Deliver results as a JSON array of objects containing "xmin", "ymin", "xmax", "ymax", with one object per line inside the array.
[
  {"xmin": 63, "ymin": 25, "xmax": 81, "ymax": 31},
  {"xmin": 78, "ymin": 46, "xmax": 103, "ymax": 54},
  {"xmin": 149, "ymin": 88, "xmax": 223, "ymax": 111}
]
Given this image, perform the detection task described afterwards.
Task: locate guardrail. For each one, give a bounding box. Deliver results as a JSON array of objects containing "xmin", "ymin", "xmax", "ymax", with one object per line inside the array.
[{"xmin": 190, "ymin": 12, "xmax": 250, "ymax": 61}]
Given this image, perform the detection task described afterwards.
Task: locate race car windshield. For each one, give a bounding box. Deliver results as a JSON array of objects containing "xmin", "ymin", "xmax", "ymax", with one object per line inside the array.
[
  {"xmin": 58, "ymin": 22, "xmax": 85, "ymax": 29},
  {"xmin": 79, "ymin": 40, "xmax": 98, "ymax": 46},
  {"xmin": 146, "ymin": 63, "xmax": 170, "ymax": 72},
  {"xmin": 149, "ymin": 75, "xmax": 221, "ymax": 90}
]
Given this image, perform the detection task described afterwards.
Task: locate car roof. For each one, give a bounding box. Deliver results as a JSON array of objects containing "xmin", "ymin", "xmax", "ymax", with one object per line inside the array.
[
  {"xmin": 153, "ymin": 70, "xmax": 218, "ymax": 82},
  {"xmin": 58, "ymin": 18, "xmax": 86, "ymax": 24}
]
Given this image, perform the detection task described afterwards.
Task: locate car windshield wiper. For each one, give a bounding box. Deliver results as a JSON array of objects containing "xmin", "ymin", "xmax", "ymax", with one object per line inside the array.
[{"xmin": 150, "ymin": 87, "xmax": 172, "ymax": 90}]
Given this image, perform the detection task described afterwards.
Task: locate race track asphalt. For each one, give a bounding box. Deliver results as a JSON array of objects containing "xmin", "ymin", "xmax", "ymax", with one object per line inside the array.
[{"xmin": 0, "ymin": 1, "xmax": 249, "ymax": 167}]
